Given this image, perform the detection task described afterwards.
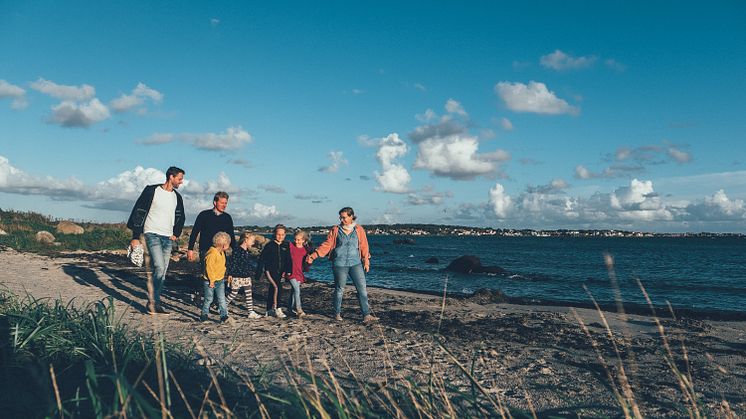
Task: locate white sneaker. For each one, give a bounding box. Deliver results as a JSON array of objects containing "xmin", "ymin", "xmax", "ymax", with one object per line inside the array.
[
  {"xmin": 275, "ymin": 308, "xmax": 287, "ymax": 318},
  {"xmin": 247, "ymin": 311, "xmax": 261, "ymax": 319}
]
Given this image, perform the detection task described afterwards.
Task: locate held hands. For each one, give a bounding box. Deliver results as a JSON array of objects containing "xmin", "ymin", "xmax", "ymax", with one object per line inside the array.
[
  {"xmin": 130, "ymin": 239, "xmax": 141, "ymax": 249},
  {"xmin": 305, "ymin": 255, "xmax": 314, "ymax": 264},
  {"xmin": 227, "ymin": 276, "xmax": 233, "ymax": 287},
  {"xmin": 187, "ymin": 250, "xmax": 195, "ymax": 262}
]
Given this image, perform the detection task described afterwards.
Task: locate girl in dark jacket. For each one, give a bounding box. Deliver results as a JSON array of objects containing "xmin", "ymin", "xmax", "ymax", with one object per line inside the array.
[{"xmin": 260, "ymin": 224, "xmax": 292, "ymax": 318}]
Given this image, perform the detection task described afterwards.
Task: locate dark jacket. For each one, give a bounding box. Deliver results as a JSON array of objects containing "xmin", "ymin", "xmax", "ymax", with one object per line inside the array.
[
  {"xmin": 260, "ymin": 240, "xmax": 292, "ymax": 279},
  {"xmin": 127, "ymin": 184, "xmax": 185, "ymax": 240},
  {"xmin": 228, "ymin": 246, "xmax": 258, "ymax": 278}
]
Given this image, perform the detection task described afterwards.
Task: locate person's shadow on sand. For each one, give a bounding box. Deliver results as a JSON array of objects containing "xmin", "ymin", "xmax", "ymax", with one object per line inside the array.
[{"xmin": 62, "ymin": 264, "xmax": 151, "ymax": 314}]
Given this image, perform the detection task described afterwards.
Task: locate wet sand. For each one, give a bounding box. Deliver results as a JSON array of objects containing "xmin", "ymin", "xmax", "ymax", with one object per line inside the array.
[{"xmin": 1, "ymin": 247, "xmax": 744, "ymax": 417}]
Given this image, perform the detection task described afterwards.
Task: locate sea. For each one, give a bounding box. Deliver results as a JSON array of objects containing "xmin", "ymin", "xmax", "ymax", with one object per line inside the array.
[{"xmin": 305, "ymin": 235, "xmax": 746, "ymax": 317}]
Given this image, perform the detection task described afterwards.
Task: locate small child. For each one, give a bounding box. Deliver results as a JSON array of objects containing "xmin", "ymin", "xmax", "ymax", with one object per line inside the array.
[
  {"xmin": 200, "ymin": 231, "xmax": 231, "ymax": 323},
  {"xmin": 287, "ymin": 230, "xmax": 311, "ymax": 317},
  {"xmin": 260, "ymin": 224, "xmax": 292, "ymax": 318},
  {"xmin": 226, "ymin": 232, "xmax": 262, "ymax": 319}
]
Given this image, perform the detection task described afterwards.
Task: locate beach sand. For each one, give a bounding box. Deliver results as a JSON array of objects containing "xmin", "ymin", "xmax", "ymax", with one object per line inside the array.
[{"xmin": 0, "ymin": 247, "xmax": 744, "ymax": 417}]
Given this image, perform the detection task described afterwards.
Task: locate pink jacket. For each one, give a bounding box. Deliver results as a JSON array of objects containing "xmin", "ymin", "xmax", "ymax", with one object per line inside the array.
[{"xmin": 311, "ymin": 225, "xmax": 370, "ymax": 266}]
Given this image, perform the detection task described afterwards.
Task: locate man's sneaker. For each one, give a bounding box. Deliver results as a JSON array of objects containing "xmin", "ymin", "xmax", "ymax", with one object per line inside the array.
[
  {"xmin": 247, "ymin": 311, "xmax": 262, "ymax": 319},
  {"xmin": 362, "ymin": 314, "xmax": 379, "ymax": 324},
  {"xmin": 220, "ymin": 316, "xmax": 229, "ymax": 323},
  {"xmin": 275, "ymin": 308, "xmax": 287, "ymax": 319},
  {"xmin": 334, "ymin": 314, "xmax": 343, "ymax": 322},
  {"xmin": 199, "ymin": 314, "xmax": 209, "ymax": 322}
]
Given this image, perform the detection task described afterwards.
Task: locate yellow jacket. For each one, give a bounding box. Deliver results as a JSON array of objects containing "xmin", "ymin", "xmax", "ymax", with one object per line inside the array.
[{"xmin": 203, "ymin": 246, "xmax": 226, "ymax": 286}]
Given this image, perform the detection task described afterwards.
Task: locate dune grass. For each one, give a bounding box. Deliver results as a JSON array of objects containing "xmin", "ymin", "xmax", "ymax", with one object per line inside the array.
[{"xmin": 0, "ymin": 289, "xmax": 534, "ymax": 418}]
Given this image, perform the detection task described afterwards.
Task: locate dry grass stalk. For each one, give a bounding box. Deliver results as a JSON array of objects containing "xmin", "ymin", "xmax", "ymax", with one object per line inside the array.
[{"xmin": 49, "ymin": 364, "xmax": 64, "ymax": 419}]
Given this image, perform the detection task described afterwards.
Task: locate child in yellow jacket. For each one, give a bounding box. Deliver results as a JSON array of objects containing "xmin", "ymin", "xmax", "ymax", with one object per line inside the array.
[{"xmin": 200, "ymin": 231, "xmax": 231, "ymax": 323}]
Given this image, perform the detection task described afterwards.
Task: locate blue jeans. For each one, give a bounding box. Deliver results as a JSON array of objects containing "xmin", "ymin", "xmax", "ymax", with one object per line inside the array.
[
  {"xmin": 144, "ymin": 232, "xmax": 173, "ymax": 306},
  {"xmin": 332, "ymin": 264, "xmax": 370, "ymax": 316},
  {"xmin": 202, "ymin": 280, "xmax": 228, "ymax": 317},
  {"xmin": 287, "ymin": 279, "xmax": 303, "ymax": 312}
]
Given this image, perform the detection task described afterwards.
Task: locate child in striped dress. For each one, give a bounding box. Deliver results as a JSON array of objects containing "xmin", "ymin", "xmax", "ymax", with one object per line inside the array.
[{"xmin": 226, "ymin": 232, "xmax": 262, "ymax": 319}]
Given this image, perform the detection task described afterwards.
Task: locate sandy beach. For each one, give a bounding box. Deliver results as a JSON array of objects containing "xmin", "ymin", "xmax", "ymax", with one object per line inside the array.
[{"xmin": 0, "ymin": 247, "xmax": 744, "ymax": 417}]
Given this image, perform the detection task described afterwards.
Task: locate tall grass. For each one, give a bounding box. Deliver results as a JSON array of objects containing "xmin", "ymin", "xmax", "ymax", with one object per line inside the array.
[{"xmin": 0, "ymin": 289, "xmax": 533, "ymax": 418}]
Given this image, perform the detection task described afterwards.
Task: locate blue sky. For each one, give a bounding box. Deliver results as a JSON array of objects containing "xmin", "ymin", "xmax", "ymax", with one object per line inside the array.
[{"xmin": 1, "ymin": 1, "xmax": 745, "ymax": 231}]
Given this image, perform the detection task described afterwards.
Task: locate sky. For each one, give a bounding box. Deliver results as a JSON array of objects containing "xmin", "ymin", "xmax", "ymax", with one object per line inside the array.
[{"xmin": 1, "ymin": 1, "xmax": 745, "ymax": 232}]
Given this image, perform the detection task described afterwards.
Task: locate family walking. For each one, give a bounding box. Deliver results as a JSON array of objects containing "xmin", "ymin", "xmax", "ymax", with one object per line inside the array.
[{"xmin": 127, "ymin": 166, "xmax": 378, "ymax": 324}]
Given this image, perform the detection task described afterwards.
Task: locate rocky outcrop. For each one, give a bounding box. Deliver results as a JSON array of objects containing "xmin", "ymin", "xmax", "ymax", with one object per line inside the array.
[
  {"xmin": 56, "ymin": 221, "xmax": 85, "ymax": 235},
  {"xmin": 36, "ymin": 231, "xmax": 56, "ymax": 244},
  {"xmin": 425, "ymin": 257, "xmax": 439, "ymax": 264},
  {"xmin": 445, "ymin": 255, "xmax": 506, "ymax": 275}
]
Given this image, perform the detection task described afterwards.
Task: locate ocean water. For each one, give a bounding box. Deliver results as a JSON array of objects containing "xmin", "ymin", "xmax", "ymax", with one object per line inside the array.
[{"xmin": 306, "ymin": 235, "xmax": 746, "ymax": 315}]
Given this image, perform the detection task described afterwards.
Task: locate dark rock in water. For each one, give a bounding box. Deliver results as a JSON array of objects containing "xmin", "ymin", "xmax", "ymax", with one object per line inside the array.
[
  {"xmin": 393, "ymin": 238, "xmax": 416, "ymax": 245},
  {"xmin": 445, "ymin": 255, "xmax": 506, "ymax": 275},
  {"xmin": 425, "ymin": 257, "xmax": 439, "ymax": 264}
]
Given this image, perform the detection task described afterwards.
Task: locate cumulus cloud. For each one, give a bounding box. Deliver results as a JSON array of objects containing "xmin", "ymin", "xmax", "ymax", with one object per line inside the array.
[
  {"xmin": 500, "ymin": 117, "xmax": 513, "ymax": 131},
  {"xmin": 605, "ymin": 59, "xmax": 627, "ymax": 72},
  {"xmin": 110, "ymin": 82, "xmax": 163, "ymax": 113},
  {"xmin": 0, "ymin": 155, "xmax": 87, "ymax": 199},
  {"xmin": 540, "ymin": 50, "xmax": 597, "ymax": 70},
  {"xmin": 686, "ymin": 190, "xmax": 746, "ymax": 221},
  {"xmin": 489, "ymin": 183, "xmax": 512, "ymax": 218},
  {"xmin": 228, "ymin": 158, "xmax": 252, "ymax": 169},
  {"xmin": 527, "ymin": 178, "xmax": 569, "ymax": 194},
  {"xmin": 495, "ymin": 81, "xmax": 579, "ymax": 115},
  {"xmin": 49, "ymin": 99, "xmax": 111, "ymax": 128},
  {"xmin": 415, "ymin": 108, "xmax": 437, "ymax": 122},
  {"xmin": 142, "ymin": 126, "xmax": 252, "ymax": 151},
  {"xmin": 413, "ymin": 135, "xmax": 507, "ymax": 180},
  {"xmin": 318, "ymin": 151, "xmax": 348, "ymax": 173},
  {"xmin": 249, "ymin": 203, "xmax": 279, "ymax": 219},
  {"xmin": 0, "ymin": 80, "xmax": 27, "ymax": 109},
  {"xmin": 30, "ymin": 78, "xmax": 96, "ymax": 101},
  {"xmin": 374, "ymin": 133, "xmax": 411, "ymax": 193}
]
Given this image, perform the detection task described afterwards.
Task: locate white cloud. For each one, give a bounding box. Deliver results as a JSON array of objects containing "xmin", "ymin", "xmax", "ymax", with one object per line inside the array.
[
  {"xmin": 0, "ymin": 80, "xmax": 27, "ymax": 109},
  {"xmin": 540, "ymin": 50, "xmax": 597, "ymax": 71},
  {"xmin": 142, "ymin": 126, "xmax": 252, "ymax": 151},
  {"xmin": 110, "ymin": 82, "xmax": 164, "ymax": 113},
  {"xmin": 49, "ymin": 98, "xmax": 111, "ymax": 128},
  {"xmin": 30, "ymin": 78, "xmax": 95, "ymax": 101},
  {"xmin": 250, "ymin": 203, "xmax": 279, "ymax": 219},
  {"xmin": 609, "ymin": 179, "xmax": 673, "ymax": 221},
  {"xmin": 577, "ymin": 143, "xmax": 693, "ymax": 180},
  {"xmin": 686, "ymin": 190, "xmax": 746, "ymax": 221},
  {"xmin": 445, "ymin": 98, "xmax": 467, "ymax": 117},
  {"xmin": 489, "ymin": 183, "xmax": 512, "ymax": 218},
  {"xmin": 500, "ymin": 117, "xmax": 513, "ymax": 131},
  {"xmin": 413, "ymin": 135, "xmax": 501, "ymax": 180},
  {"xmin": 413, "ymin": 83, "xmax": 427, "ymax": 92},
  {"xmin": 0, "ymin": 155, "xmax": 86, "ymax": 198},
  {"xmin": 495, "ymin": 81, "xmax": 579, "ymax": 115},
  {"xmin": 318, "ymin": 151, "xmax": 348, "ymax": 173},
  {"xmin": 210, "ymin": 18, "xmax": 220, "ymax": 26},
  {"xmin": 374, "ymin": 133, "xmax": 411, "ymax": 193}
]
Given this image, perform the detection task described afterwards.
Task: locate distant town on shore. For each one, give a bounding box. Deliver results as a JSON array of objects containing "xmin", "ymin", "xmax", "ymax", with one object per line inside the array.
[{"xmin": 237, "ymin": 224, "xmax": 745, "ymax": 238}]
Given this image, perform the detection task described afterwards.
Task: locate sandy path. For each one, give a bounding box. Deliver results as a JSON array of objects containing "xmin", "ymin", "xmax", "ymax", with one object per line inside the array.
[{"xmin": 1, "ymin": 248, "xmax": 744, "ymax": 417}]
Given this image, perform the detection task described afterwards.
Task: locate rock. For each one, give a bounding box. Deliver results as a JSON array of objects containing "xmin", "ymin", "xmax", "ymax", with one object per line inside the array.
[
  {"xmin": 393, "ymin": 238, "xmax": 416, "ymax": 245},
  {"xmin": 425, "ymin": 257, "xmax": 439, "ymax": 264},
  {"xmin": 445, "ymin": 255, "xmax": 506, "ymax": 275},
  {"xmin": 56, "ymin": 221, "xmax": 84, "ymax": 235},
  {"xmin": 35, "ymin": 231, "xmax": 56, "ymax": 244}
]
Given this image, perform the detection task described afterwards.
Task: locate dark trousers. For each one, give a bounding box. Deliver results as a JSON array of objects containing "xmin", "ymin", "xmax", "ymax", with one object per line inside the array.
[{"xmin": 265, "ymin": 271, "xmax": 283, "ymax": 310}]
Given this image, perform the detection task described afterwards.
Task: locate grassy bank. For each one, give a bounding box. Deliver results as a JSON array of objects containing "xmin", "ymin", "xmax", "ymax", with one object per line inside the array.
[{"xmin": 0, "ymin": 209, "xmax": 130, "ymax": 252}]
